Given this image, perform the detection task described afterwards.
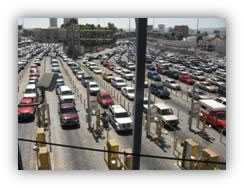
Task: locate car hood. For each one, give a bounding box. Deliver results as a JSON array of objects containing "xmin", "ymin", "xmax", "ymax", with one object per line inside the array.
[
  {"xmin": 61, "ymin": 113, "xmax": 79, "ymax": 120},
  {"xmin": 127, "ymin": 93, "xmax": 135, "ymax": 98},
  {"xmin": 159, "ymin": 115, "xmax": 178, "ymax": 122},
  {"xmin": 115, "ymin": 117, "xmax": 132, "ymax": 124},
  {"xmin": 18, "ymin": 106, "xmax": 34, "ymax": 114}
]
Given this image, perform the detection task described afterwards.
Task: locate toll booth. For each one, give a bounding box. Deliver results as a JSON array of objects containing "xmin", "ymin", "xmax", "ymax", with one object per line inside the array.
[
  {"xmin": 182, "ymin": 138, "xmax": 200, "ymax": 170},
  {"xmin": 198, "ymin": 148, "xmax": 219, "ymax": 170},
  {"xmin": 104, "ymin": 139, "xmax": 123, "ymax": 170}
]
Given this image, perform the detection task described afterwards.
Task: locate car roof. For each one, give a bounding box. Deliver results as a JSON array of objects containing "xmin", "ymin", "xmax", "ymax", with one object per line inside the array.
[
  {"xmin": 122, "ymin": 86, "xmax": 134, "ymax": 90},
  {"xmin": 111, "ymin": 105, "xmax": 127, "ymax": 113},
  {"xmin": 26, "ymin": 84, "xmax": 36, "ymax": 89},
  {"xmin": 59, "ymin": 85, "xmax": 71, "ymax": 91},
  {"xmin": 154, "ymin": 103, "xmax": 171, "ymax": 110},
  {"xmin": 199, "ymin": 99, "xmax": 226, "ymax": 111}
]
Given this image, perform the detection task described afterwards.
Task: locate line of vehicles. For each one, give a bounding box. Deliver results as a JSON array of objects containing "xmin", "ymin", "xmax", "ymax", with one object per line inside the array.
[{"xmin": 18, "ymin": 41, "xmax": 226, "ymax": 136}]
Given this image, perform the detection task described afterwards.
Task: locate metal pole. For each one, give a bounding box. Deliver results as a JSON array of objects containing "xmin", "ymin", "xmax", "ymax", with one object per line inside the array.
[
  {"xmin": 146, "ymin": 82, "xmax": 151, "ymax": 138},
  {"xmin": 132, "ymin": 18, "xmax": 147, "ymax": 170},
  {"xmin": 188, "ymin": 84, "xmax": 197, "ymax": 131},
  {"xmin": 87, "ymin": 83, "xmax": 92, "ymax": 130}
]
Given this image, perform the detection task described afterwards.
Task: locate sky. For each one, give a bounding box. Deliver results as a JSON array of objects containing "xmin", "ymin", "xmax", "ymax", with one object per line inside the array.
[{"xmin": 18, "ymin": 17, "xmax": 225, "ymax": 30}]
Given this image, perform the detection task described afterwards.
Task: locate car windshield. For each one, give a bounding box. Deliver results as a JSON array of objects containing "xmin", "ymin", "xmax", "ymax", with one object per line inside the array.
[
  {"xmin": 117, "ymin": 79, "xmax": 124, "ymax": 83},
  {"xmin": 90, "ymin": 84, "xmax": 98, "ymax": 88},
  {"xmin": 62, "ymin": 91, "xmax": 72, "ymax": 95},
  {"xmin": 25, "ymin": 89, "xmax": 35, "ymax": 93},
  {"xmin": 158, "ymin": 108, "xmax": 173, "ymax": 115},
  {"xmin": 61, "ymin": 107, "xmax": 76, "ymax": 114},
  {"xmin": 115, "ymin": 112, "xmax": 129, "ymax": 118},
  {"xmin": 216, "ymin": 112, "xmax": 226, "ymax": 120},
  {"xmin": 127, "ymin": 89, "xmax": 134, "ymax": 93}
]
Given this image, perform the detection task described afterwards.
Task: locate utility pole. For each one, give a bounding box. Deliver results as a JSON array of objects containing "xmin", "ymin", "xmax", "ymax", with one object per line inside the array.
[
  {"xmin": 195, "ymin": 18, "xmax": 199, "ymax": 57},
  {"xmin": 87, "ymin": 84, "xmax": 92, "ymax": 130},
  {"xmin": 132, "ymin": 18, "xmax": 147, "ymax": 170},
  {"xmin": 146, "ymin": 81, "xmax": 151, "ymax": 138}
]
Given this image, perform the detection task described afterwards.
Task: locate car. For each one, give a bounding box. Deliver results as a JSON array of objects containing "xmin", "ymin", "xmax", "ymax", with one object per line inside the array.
[
  {"xmin": 56, "ymin": 78, "xmax": 65, "ymax": 90},
  {"xmin": 199, "ymin": 99, "xmax": 226, "ymax": 133},
  {"xmin": 75, "ymin": 71, "xmax": 85, "ymax": 80},
  {"xmin": 88, "ymin": 81, "xmax": 100, "ymax": 96},
  {"xmin": 198, "ymin": 81, "xmax": 219, "ymax": 93},
  {"xmin": 114, "ymin": 67, "xmax": 122, "ymax": 75},
  {"xmin": 97, "ymin": 90, "xmax": 114, "ymax": 108},
  {"xmin": 152, "ymin": 103, "xmax": 179, "ymax": 129},
  {"xmin": 121, "ymin": 69, "xmax": 134, "ymax": 81},
  {"xmin": 146, "ymin": 64, "xmax": 156, "ymax": 71},
  {"xmin": 108, "ymin": 105, "xmax": 133, "ymax": 133},
  {"xmin": 187, "ymin": 88, "xmax": 210, "ymax": 100},
  {"xmin": 150, "ymin": 83, "xmax": 170, "ymax": 99},
  {"xmin": 147, "ymin": 71, "xmax": 161, "ymax": 81},
  {"xmin": 103, "ymin": 72, "xmax": 113, "ymax": 82},
  {"xmin": 165, "ymin": 70, "xmax": 179, "ymax": 80},
  {"xmin": 163, "ymin": 79, "xmax": 181, "ymax": 90},
  {"xmin": 18, "ymin": 97, "xmax": 36, "ymax": 123},
  {"xmin": 92, "ymin": 66, "xmax": 102, "ymax": 74},
  {"xmin": 23, "ymin": 84, "xmax": 38, "ymax": 100},
  {"xmin": 59, "ymin": 103, "xmax": 80, "ymax": 129},
  {"xmin": 121, "ymin": 86, "xmax": 135, "ymax": 100},
  {"xmin": 143, "ymin": 97, "xmax": 154, "ymax": 113},
  {"xmin": 81, "ymin": 74, "xmax": 93, "ymax": 88},
  {"xmin": 215, "ymin": 97, "xmax": 226, "ymax": 106},
  {"xmin": 111, "ymin": 77, "xmax": 126, "ymax": 90},
  {"xmin": 179, "ymin": 72, "xmax": 194, "ymax": 85}
]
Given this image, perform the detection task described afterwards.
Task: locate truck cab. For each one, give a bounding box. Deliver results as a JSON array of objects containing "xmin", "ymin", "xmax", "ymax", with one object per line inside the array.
[{"xmin": 199, "ymin": 99, "xmax": 226, "ymax": 133}]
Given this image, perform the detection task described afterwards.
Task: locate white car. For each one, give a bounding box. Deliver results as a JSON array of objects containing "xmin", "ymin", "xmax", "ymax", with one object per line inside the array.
[
  {"xmin": 111, "ymin": 77, "xmax": 126, "ymax": 90},
  {"xmin": 164, "ymin": 79, "xmax": 181, "ymax": 90},
  {"xmin": 121, "ymin": 86, "xmax": 135, "ymax": 100},
  {"xmin": 108, "ymin": 105, "xmax": 133, "ymax": 132},
  {"xmin": 23, "ymin": 84, "xmax": 37, "ymax": 99},
  {"xmin": 114, "ymin": 67, "xmax": 122, "ymax": 75},
  {"xmin": 88, "ymin": 81, "xmax": 100, "ymax": 96},
  {"xmin": 152, "ymin": 103, "xmax": 179, "ymax": 129},
  {"xmin": 92, "ymin": 67, "xmax": 102, "ymax": 74},
  {"xmin": 121, "ymin": 69, "xmax": 134, "ymax": 81}
]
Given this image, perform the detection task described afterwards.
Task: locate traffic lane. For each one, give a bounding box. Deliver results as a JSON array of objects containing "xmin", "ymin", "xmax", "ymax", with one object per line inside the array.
[
  {"xmin": 47, "ymin": 57, "xmax": 107, "ymax": 170},
  {"xmin": 17, "ymin": 57, "xmax": 46, "ymax": 170}
]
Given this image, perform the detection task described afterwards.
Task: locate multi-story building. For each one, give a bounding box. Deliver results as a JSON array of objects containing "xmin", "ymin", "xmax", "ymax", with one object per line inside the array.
[
  {"xmin": 158, "ymin": 24, "xmax": 165, "ymax": 33},
  {"xmin": 49, "ymin": 18, "xmax": 57, "ymax": 28},
  {"xmin": 64, "ymin": 18, "xmax": 78, "ymax": 25},
  {"xmin": 174, "ymin": 25, "xmax": 189, "ymax": 39}
]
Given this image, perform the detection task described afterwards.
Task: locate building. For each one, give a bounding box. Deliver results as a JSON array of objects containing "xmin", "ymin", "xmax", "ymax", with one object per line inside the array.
[
  {"xmin": 49, "ymin": 18, "xmax": 57, "ymax": 28},
  {"xmin": 64, "ymin": 18, "xmax": 78, "ymax": 25},
  {"xmin": 174, "ymin": 25, "xmax": 189, "ymax": 39},
  {"xmin": 147, "ymin": 25, "xmax": 153, "ymax": 32},
  {"xmin": 158, "ymin": 24, "xmax": 165, "ymax": 33}
]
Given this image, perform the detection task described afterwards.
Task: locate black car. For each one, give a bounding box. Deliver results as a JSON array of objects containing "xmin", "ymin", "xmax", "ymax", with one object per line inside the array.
[
  {"xmin": 150, "ymin": 83, "xmax": 170, "ymax": 99},
  {"xmin": 81, "ymin": 74, "xmax": 93, "ymax": 88}
]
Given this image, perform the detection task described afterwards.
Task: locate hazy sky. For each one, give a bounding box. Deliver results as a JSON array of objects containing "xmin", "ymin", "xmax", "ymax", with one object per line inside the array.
[{"xmin": 18, "ymin": 18, "xmax": 225, "ymax": 30}]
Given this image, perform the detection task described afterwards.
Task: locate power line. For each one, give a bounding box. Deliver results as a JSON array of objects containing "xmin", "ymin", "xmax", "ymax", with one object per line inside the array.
[{"xmin": 18, "ymin": 137, "xmax": 226, "ymax": 165}]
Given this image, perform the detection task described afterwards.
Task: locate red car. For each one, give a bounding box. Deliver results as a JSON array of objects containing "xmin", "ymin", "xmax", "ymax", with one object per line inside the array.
[
  {"xmin": 18, "ymin": 97, "xmax": 36, "ymax": 123},
  {"xmin": 59, "ymin": 103, "xmax": 80, "ymax": 129},
  {"xmin": 179, "ymin": 72, "xmax": 194, "ymax": 85},
  {"xmin": 97, "ymin": 90, "xmax": 114, "ymax": 108}
]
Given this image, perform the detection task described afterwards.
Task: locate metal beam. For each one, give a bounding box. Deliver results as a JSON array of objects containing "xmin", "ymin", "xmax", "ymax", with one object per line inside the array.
[{"xmin": 132, "ymin": 18, "xmax": 147, "ymax": 170}]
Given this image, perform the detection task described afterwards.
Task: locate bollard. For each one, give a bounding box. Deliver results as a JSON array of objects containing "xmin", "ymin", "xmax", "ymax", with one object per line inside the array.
[
  {"xmin": 123, "ymin": 148, "xmax": 133, "ymax": 170},
  {"xmin": 37, "ymin": 146, "xmax": 51, "ymax": 170},
  {"xmin": 36, "ymin": 128, "xmax": 46, "ymax": 147}
]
